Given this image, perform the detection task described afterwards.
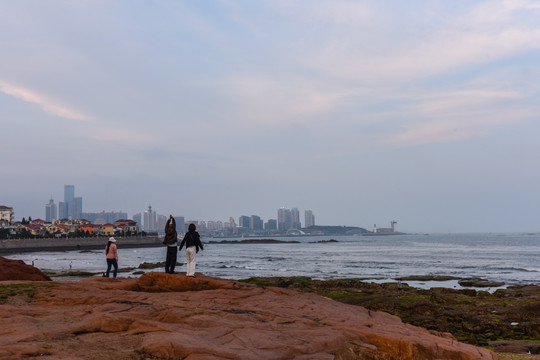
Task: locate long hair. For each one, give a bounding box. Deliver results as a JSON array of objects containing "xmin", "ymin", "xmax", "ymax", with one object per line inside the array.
[
  {"xmin": 106, "ymin": 241, "xmax": 112, "ymax": 255},
  {"xmin": 188, "ymin": 223, "xmax": 196, "ymax": 232}
]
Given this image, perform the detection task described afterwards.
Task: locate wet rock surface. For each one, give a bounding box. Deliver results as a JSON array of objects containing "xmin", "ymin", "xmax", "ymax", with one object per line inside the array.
[
  {"xmin": 0, "ymin": 271, "xmax": 497, "ymax": 359},
  {"xmin": 242, "ymin": 277, "xmax": 540, "ymax": 351},
  {"xmin": 0, "ymin": 256, "xmax": 51, "ymax": 281},
  {"xmin": 458, "ymin": 278, "xmax": 506, "ymax": 288}
]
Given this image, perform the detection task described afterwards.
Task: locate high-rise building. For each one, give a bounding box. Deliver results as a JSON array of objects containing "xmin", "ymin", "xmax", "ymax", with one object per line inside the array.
[
  {"xmin": 72, "ymin": 197, "xmax": 83, "ymax": 219},
  {"xmin": 157, "ymin": 214, "xmax": 167, "ymax": 234},
  {"xmin": 277, "ymin": 208, "xmax": 292, "ymax": 231},
  {"xmin": 250, "ymin": 215, "xmax": 263, "ymax": 232},
  {"xmin": 64, "ymin": 185, "xmax": 74, "ymax": 205},
  {"xmin": 291, "ymin": 208, "xmax": 301, "ymax": 229},
  {"xmin": 226, "ymin": 217, "xmax": 237, "ymax": 235},
  {"xmin": 215, "ymin": 220, "xmax": 223, "ymax": 232},
  {"xmin": 60, "ymin": 185, "xmax": 83, "ymax": 219},
  {"xmin": 45, "ymin": 198, "xmax": 57, "ymax": 222},
  {"xmin": 58, "ymin": 202, "xmax": 68, "ymax": 219},
  {"xmin": 132, "ymin": 213, "xmax": 142, "ymax": 228},
  {"xmin": 198, "ymin": 220, "xmax": 207, "ymax": 233},
  {"xmin": 174, "ymin": 216, "xmax": 185, "ymax": 234},
  {"xmin": 143, "ymin": 205, "xmax": 157, "ymax": 232},
  {"xmin": 265, "ymin": 219, "xmax": 277, "ymax": 232},
  {"xmin": 207, "ymin": 220, "xmax": 217, "ymax": 233},
  {"xmin": 239, "ymin": 215, "xmax": 250, "ymax": 228},
  {"xmin": 304, "ymin": 210, "xmax": 315, "ymax": 228}
]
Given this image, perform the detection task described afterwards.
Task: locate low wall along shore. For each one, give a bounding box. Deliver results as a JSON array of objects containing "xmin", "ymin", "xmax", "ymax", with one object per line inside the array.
[{"xmin": 0, "ymin": 236, "xmax": 162, "ymax": 253}]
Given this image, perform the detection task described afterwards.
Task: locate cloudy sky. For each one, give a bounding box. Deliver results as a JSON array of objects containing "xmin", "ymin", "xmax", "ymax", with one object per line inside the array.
[{"xmin": 2, "ymin": 1, "xmax": 540, "ymax": 233}]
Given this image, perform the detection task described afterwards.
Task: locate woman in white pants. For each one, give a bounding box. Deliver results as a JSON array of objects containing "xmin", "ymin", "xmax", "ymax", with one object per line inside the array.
[{"xmin": 179, "ymin": 223, "xmax": 204, "ymax": 277}]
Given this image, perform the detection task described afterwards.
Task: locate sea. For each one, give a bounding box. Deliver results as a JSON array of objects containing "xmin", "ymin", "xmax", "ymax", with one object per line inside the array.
[{"xmin": 5, "ymin": 233, "xmax": 539, "ymax": 290}]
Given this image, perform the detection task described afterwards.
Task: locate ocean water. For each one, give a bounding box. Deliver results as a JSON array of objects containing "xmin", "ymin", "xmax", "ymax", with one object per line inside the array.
[{"xmin": 6, "ymin": 233, "xmax": 539, "ymax": 289}]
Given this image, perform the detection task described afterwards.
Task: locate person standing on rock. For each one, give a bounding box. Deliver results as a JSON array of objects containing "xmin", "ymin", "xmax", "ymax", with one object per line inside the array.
[
  {"xmin": 179, "ymin": 223, "xmax": 204, "ymax": 277},
  {"xmin": 104, "ymin": 237, "xmax": 118, "ymax": 279},
  {"xmin": 397, "ymin": 280, "xmax": 404, "ymax": 296},
  {"xmin": 163, "ymin": 214, "xmax": 178, "ymax": 274}
]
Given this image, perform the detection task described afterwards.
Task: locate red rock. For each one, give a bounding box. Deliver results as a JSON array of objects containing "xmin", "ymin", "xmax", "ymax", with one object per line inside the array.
[
  {"xmin": 0, "ymin": 256, "xmax": 51, "ymax": 281},
  {"xmin": 0, "ymin": 272, "xmax": 497, "ymax": 359}
]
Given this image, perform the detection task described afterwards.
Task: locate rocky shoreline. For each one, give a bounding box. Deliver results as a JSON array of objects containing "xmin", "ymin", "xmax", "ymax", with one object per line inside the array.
[
  {"xmin": 1, "ymin": 256, "xmax": 538, "ymax": 359},
  {"xmin": 0, "ymin": 256, "xmax": 498, "ymax": 359},
  {"xmin": 240, "ymin": 277, "xmax": 540, "ymax": 355}
]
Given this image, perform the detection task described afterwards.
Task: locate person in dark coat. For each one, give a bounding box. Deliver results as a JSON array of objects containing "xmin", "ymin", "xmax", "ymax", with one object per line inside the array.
[
  {"xmin": 179, "ymin": 223, "xmax": 204, "ymax": 277},
  {"xmin": 163, "ymin": 215, "xmax": 178, "ymax": 274}
]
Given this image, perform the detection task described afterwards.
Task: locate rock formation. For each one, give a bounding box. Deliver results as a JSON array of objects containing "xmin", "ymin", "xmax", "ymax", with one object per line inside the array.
[
  {"xmin": 0, "ymin": 256, "xmax": 51, "ymax": 281},
  {"xmin": 0, "ymin": 270, "xmax": 497, "ymax": 359}
]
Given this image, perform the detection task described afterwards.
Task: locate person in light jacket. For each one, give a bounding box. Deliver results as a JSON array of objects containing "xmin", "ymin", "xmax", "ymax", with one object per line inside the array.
[
  {"xmin": 163, "ymin": 215, "xmax": 178, "ymax": 274},
  {"xmin": 179, "ymin": 223, "xmax": 204, "ymax": 277},
  {"xmin": 104, "ymin": 237, "xmax": 118, "ymax": 279}
]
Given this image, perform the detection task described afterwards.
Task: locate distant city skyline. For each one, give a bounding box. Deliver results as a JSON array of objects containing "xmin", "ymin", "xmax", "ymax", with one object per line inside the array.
[{"xmin": 16, "ymin": 185, "xmax": 320, "ymax": 232}]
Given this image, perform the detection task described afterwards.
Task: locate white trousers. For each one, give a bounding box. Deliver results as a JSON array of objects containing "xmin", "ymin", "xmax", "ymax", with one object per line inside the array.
[{"xmin": 186, "ymin": 246, "xmax": 197, "ymax": 276}]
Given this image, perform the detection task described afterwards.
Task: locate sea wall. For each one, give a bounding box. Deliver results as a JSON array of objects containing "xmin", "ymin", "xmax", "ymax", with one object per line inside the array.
[{"xmin": 0, "ymin": 236, "xmax": 162, "ymax": 254}]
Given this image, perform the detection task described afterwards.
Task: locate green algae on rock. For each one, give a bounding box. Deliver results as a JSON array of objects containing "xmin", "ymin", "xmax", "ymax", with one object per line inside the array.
[{"xmin": 241, "ymin": 277, "xmax": 540, "ymax": 346}]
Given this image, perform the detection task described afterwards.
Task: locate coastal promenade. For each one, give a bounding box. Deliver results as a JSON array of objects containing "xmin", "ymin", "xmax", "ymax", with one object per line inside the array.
[{"xmin": 0, "ymin": 236, "xmax": 162, "ymax": 254}]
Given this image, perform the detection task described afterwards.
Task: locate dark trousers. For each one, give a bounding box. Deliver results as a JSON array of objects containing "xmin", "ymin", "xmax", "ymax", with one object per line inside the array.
[
  {"xmin": 165, "ymin": 246, "xmax": 178, "ymax": 273},
  {"xmin": 106, "ymin": 258, "xmax": 118, "ymax": 278}
]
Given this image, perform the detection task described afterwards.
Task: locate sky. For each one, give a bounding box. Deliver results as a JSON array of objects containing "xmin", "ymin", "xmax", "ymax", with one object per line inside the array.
[{"xmin": 1, "ymin": 0, "xmax": 540, "ymax": 233}]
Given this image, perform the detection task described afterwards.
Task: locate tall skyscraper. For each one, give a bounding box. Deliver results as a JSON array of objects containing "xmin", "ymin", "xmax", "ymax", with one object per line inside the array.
[
  {"xmin": 157, "ymin": 214, "xmax": 167, "ymax": 234},
  {"xmin": 265, "ymin": 219, "xmax": 277, "ymax": 232},
  {"xmin": 58, "ymin": 202, "xmax": 68, "ymax": 219},
  {"xmin": 174, "ymin": 216, "xmax": 185, "ymax": 233},
  {"xmin": 227, "ymin": 217, "xmax": 237, "ymax": 235},
  {"xmin": 64, "ymin": 185, "xmax": 75, "ymax": 205},
  {"xmin": 250, "ymin": 215, "xmax": 263, "ymax": 231},
  {"xmin": 45, "ymin": 198, "xmax": 57, "ymax": 222},
  {"xmin": 132, "ymin": 213, "xmax": 142, "ymax": 228},
  {"xmin": 304, "ymin": 210, "xmax": 315, "ymax": 228},
  {"xmin": 197, "ymin": 220, "xmax": 207, "ymax": 233},
  {"xmin": 72, "ymin": 197, "xmax": 83, "ymax": 219},
  {"xmin": 143, "ymin": 205, "xmax": 157, "ymax": 232},
  {"xmin": 277, "ymin": 207, "xmax": 292, "ymax": 231},
  {"xmin": 60, "ymin": 185, "xmax": 83, "ymax": 219},
  {"xmin": 239, "ymin": 215, "xmax": 250, "ymax": 228},
  {"xmin": 291, "ymin": 208, "xmax": 301, "ymax": 229},
  {"xmin": 208, "ymin": 220, "xmax": 223, "ymax": 233}
]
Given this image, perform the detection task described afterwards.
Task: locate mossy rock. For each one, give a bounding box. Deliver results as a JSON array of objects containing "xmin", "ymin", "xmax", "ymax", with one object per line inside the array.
[
  {"xmin": 459, "ymin": 278, "xmax": 505, "ymax": 287},
  {"xmin": 0, "ymin": 283, "xmax": 57, "ymax": 304},
  {"xmin": 239, "ymin": 276, "xmax": 540, "ymax": 345}
]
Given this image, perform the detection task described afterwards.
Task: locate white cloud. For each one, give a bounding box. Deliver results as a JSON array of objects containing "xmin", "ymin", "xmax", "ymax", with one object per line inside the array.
[
  {"xmin": 387, "ymin": 88, "xmax": 532, "ymax": 146},
  {"xmin": 220, "ymin": 75, "xmax": 358, "ymax": 126},
  {"xmin": 0, "ymin": 80, "xmax": 161, "ymax": 149},
  {"xmin": 305, "ymin": 0, "xmax": 540, "ymax": 84},
  {"xmin": 405, "ymin": 89, "xmax": 521, "ymax": 114},
  {"xmin": 0, "ymin": 81, "xmax": 91, "ymax": 121}
]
